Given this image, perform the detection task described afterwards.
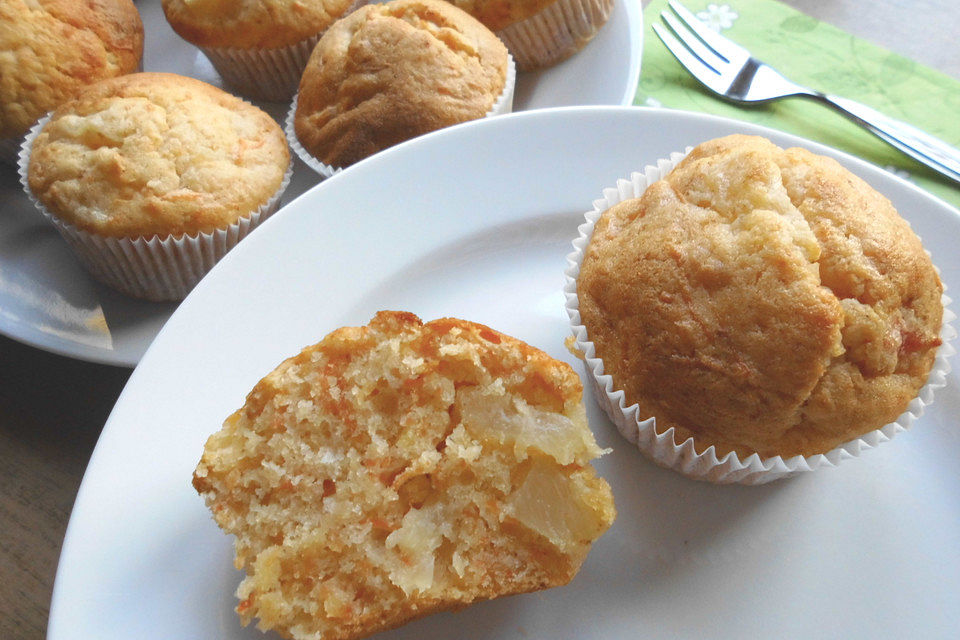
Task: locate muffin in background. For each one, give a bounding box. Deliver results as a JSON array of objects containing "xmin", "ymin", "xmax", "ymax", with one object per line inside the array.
[
  {"xmin": 0, "ymin": 0, "xmax": 143, "ymax": 165},
  {"xmin": 22, "ymin": 72, "xmax": 291, "ymax": 301},
  {"xmin": 161, "ymin": 0, "xmax": 366, "ymax": 101},
  {"xmin": 194, "ymin": 310, "xmax": 615, "ymax": 640},
  {"xmin": 290, "ymin": 0, "xmax": 514, "ymax": 177},
  {"xmin": 446, "ymin": 0, "xmax": 614, "ymax": 70},
  {"xmin": 570, "ymin": 135, "xmax": 950, "ymax": 483}
]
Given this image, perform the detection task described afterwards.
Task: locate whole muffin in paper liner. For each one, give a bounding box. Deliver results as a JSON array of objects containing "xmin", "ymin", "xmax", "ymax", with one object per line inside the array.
[
  {"xmin": 291, "ymin": 0, "xmax": 514, "ymax": 174},
  {"xmin": 566, "ymin": 135, "xmax": 954, "ymax": 484},
  {"xmin": 447, "ymin": 0, "xmax": 615, "ymax": 70},
  {"xmin": 21, "ymin": 72, "xmax": 291, "ymax": 301},
  {"xmin": 161, "ymin": 0, "xmax": 366, "ymax": 101}
]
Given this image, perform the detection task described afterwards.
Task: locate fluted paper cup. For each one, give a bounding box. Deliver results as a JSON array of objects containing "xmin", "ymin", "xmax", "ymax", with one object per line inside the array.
[
  {"xmin": 19, "ymin": 114, "xmax": 293, "ymax": 302},
  {"xmin": 563, "ymin": 150, "xmax": 957, "ymax": 484},
  {"xmin": 287, "ymin": 53, "xmax": 516, "ymax": 179},
  {"xmin": 197, "ymin": 0, "xmax": 370, "ymax": 102},
  {"xmin": 200, "ymin": 36, "xmax": 322, "ymax": 103},
  {"xmin": 497, "ymin": 0, "xmax": 614, "ymax": 70}
]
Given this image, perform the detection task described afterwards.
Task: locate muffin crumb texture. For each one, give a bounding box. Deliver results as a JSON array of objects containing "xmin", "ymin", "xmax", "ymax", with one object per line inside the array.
[
  {"xmin": 294, "ymin": 0, "xmax": 508, "ymax": 168},
  {"xmin": 577, "ymin": 135, "xmax": 943, "ymax": 458},
  {"xmin": 194, "ymin": 311, "xmax": 615, "ymax": 640},
  {"xmin": 28, "ymin": 72, "xmax": 290, "ymax": 238},
  {"xmin": 0, "ymin": 0, "xmax": 144, "ymax": 138}
]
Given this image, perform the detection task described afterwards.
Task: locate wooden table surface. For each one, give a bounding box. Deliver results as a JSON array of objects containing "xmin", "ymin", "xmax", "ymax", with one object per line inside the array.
[{"xmin": 2, "ymin": 1, "xmax": 958, "ymax": 638}]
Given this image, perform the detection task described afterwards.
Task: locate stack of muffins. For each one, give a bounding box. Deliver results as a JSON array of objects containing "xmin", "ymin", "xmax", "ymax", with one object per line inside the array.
[
  {"xmin": 9, "ymin": 0, "xmax": 614, "ymax": 301},
  {"xmin": 5, "ymin": 3, "xmax": 621, "ymax": 638},
  {"xmin": 161, "ymin": 0, "xmax": 616, "ymax": 178}
]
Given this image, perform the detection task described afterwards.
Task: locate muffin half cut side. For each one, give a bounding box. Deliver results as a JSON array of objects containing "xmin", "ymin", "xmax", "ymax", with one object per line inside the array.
[{"xmin": 194, "ymin": 311, "xmax": 616, "ymax": 640}]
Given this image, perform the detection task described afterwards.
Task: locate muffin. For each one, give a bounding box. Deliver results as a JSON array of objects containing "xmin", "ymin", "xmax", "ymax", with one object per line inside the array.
[
  {"xmin": 194, "ymin": 311, "xmax": 615, "ymax": 640},
  {"xmin": 290, "ymin": 0, "xmax": 514, "ymax": 177},
  {"xmin": 22, "ymin": 72, "xmax": 291, "ymax": 301},
  {"xmin": 570, "ymin": 135, "xmax": 949, "ymax": 482},
  {"xmin": 0, "ymin": 0, "xmax": 143, "ymax": 165},
  {"xmin": 445, "ymin": 0, "xmax": 614, "ymax": 70},
  {"xmin": 161, "ymin": 0, "xmax": 366, "ymax": 101}
]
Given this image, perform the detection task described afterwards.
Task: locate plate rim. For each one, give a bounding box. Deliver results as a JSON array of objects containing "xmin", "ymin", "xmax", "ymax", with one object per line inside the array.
[{"xmin": 48, "ymin": 105, "xmax": 960, "ymax": 639}]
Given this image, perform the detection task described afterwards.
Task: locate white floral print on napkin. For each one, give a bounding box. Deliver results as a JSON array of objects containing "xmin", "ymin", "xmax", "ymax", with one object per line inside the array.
[
  {"xmin": 884, "ymin": 165, "xmax": 914, "ymax": 182},
  {"xmin": 696, "ymin": 3, "xmax": 739, "ymax": 31}
]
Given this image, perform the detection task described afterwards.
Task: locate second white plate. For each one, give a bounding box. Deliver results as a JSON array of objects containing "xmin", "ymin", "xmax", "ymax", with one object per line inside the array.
[{"xmin": 0, "ymin": 0, "xmax": 642, "ymax": 367}]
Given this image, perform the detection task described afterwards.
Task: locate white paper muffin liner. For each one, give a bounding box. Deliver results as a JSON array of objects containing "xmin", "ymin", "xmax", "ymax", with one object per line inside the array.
[
  {"xmin": 200, "ymin": 37, "xmax": 321, "ymax": 103},
  {"xmin": 286, "ymin": 53, "xmax": 517, "ymax": 179},
  {"xmin": 197, "ymin": 0, "xmax": 369, "ymax": 102},
  {"xmin": 497, "ymin": 0, "xmax": 614, "ymax": 71},
  {"xmin": 18, "ymin": 114, "xmax": 293, "ymax": 302},
  {"xmin": 563, "ymin": 149, "xmax": 957, "ymax": 484}
]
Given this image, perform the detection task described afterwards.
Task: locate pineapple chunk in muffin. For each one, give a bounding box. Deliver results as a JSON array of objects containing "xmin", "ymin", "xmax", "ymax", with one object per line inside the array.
[{"xmin": 193, "ymin": 311, "xmax": 615, "ymax": 640}]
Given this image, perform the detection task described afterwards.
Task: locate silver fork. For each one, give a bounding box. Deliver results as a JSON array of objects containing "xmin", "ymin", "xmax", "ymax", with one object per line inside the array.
[{"xmin": 652, "ymin": 0, "xmax": 960, "ymax": 184}]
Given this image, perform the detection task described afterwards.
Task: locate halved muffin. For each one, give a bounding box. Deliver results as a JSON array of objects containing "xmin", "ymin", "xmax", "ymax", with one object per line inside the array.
[{"xmin": 194, "ymin": 311, "xmax": 615, "ymax": 640}]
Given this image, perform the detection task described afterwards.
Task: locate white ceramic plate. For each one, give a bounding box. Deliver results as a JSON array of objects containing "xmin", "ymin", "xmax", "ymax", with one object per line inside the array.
[
  {"xmin": 50, "ymin": 108, "xmax": 960, "ymax": 639},
  {"xmin": 0, "ymin": 0, "xmax": 642, "ymax": 367}
]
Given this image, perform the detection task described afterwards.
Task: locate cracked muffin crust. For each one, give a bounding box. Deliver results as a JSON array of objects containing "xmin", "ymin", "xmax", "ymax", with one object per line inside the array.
[
  {"xmin": 27, "ymin": 72, "xmax": 290, "ymax": 239},
  {"xmin": 577, "ymin": 135, "xmax": 943, "ymax": 459},
  {"xmin": 293, "ymin": 0, "xmax": 510, "ymax": 169},
  {"xmin": 194, "ymin": 311, "xmax": 615, "ymax": 640},
  {"xmin": 0, "ymin": 0, "xmax": 143, "ymax": 141}
]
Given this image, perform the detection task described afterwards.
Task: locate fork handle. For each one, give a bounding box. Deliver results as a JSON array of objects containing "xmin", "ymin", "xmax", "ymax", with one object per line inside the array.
[{"xmin": 812, "ymin": 94, "xmax": 960, "ymax": 184}]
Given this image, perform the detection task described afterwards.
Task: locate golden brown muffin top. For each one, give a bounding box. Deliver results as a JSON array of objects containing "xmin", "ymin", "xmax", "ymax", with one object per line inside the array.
[
  {"xmin": 194, "ymin": 311, "xmax": 614, "ymax": 640},
  {"xmin": 577, "ymin": 135, "xmax": 943, "ymax": 458},
  {"xmin": 28, "ymin": 72, "xmax": 290, "ymax": 239},
  {"xmin": 161, "ymin": 0, "xmax": 361, "ymax": 50},
  {"xmin": 445, "ymin": 0, "xmax": 556, "ymax": 31},
  {"xmin": 0, "ymin": 0, "xmax": 143, "ymax": 139},
  {"xmin": 294, "ymin": 0, "xmax": 508, "ymax": 168}
]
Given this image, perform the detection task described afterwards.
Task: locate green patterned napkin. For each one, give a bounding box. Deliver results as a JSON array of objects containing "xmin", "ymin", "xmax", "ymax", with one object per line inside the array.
[{"xmin": 636, "ymin": 0, "xmax": 960, "ymax": 209}]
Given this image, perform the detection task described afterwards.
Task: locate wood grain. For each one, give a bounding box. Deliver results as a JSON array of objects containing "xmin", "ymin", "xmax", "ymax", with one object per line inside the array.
[{"xmin": 0, "ymin": 337, "xmax": 130, "ymax": 639}]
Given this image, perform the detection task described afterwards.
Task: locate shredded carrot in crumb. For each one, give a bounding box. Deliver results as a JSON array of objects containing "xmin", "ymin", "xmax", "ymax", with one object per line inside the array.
[
  {"xmin": 479, "ymin": 328, "xmax": 501, "ymax": 344},
  {"xmin": 370, "ymin": 518, "xmax": 392, "ymax": 531},
  {"xmin": 237, "ymin": 596, "xmax": 254, "ymax": 614},
  {"xmin": 322, "ymin": 479, "xmax": 336, "ymax": 496}
]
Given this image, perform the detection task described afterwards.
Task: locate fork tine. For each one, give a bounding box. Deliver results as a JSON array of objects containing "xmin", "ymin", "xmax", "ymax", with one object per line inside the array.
[
  {"xmin": 660, "ymin": 11, "xmax": 726, "ymax": 72},
  {"xmin": 666, "ymin": 0, "xmax": 749, "ymax": 63},
  {"xmin": 651, "ymin": 23, "xmax": 728, "ymax": 95}
]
